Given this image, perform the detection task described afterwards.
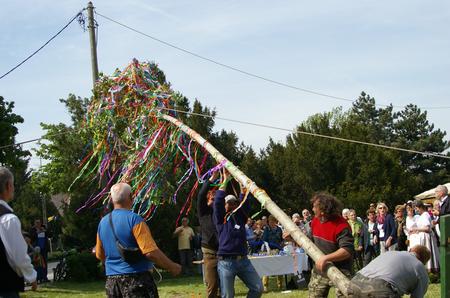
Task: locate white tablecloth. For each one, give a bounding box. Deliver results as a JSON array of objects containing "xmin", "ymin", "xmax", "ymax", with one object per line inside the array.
[{"xmin": 248, "ymin": 252, "xmax": 309, "ymax": 277}]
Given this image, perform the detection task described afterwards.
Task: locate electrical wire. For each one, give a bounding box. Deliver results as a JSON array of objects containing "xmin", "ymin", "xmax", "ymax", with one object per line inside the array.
[
  {"xmin": 0, "ymin": 9, "xmax": 86, "ymax": 80},
  {"xmin": 2, "ymin": 108, "xmax": 449, "ymax": 159},
  {"xmin": 0, "ymin": 128, "xmax": 79, "ymax": 150},
  {"xmin": 94, "ymin": 11, "xmax": 450, "ymax": 110},
  {"xmin": 158, "ymin": 107, "xmax": 450, "ymax": 160}
]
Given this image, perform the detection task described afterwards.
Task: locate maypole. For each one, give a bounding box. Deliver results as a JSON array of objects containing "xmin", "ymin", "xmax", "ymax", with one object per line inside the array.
[
  {"xmin": 160, "ymin": 113, "xmax": 352, "ymax": 297},
  {"xmin": 75, "ymin": 59, "xmax": 351, "ymax": 296}
]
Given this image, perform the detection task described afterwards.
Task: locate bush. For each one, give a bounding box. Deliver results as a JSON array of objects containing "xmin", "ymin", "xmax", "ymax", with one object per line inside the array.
[
  {"xmin": 66, "ymin": 252, "xmax": 103, "ymax": 282},
  {"xmin": 48, "ymin": 250, "xmax": 64, "ymax": 262}
]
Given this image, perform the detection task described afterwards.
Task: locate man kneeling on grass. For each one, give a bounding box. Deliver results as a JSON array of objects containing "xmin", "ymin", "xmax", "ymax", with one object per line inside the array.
[
  {"xmin": 350, "ymin": 245, "xmax": 430, "ymax": 298},
  {"xmin": 96, "ymin": 182, "xmax": 181, "ymax": 298}
]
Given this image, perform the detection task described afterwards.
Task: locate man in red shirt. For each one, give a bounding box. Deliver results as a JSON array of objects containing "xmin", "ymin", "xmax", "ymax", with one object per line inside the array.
[{"xmin": 308, "ymin": 192, "xmax": 354, "ymax": 298}]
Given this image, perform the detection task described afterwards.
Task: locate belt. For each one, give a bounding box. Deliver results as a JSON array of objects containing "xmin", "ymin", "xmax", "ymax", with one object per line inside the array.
[
  {"xmin": 218, "ymin": 255, "xmax": 247, "ymax": 260},
  {"xmin": 107, "ymin": 271, "xmax": 152, "ymax": 279}
]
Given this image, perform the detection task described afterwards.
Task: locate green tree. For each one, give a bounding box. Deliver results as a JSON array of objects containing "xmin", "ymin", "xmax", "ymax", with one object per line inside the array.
[
  {"xmin": 393, "ymin": 104, "xmax": 449, "ymax": 189},
  {"xmin": 259, "ymin": 101, "xmax": 434, "ymax": 216},
  {"xmin": 35, "ymin": 94, "xmax": 99, "ymax": 248},
  {"xmin": 0, "ymin": 96, "xmax": 30, "ymax": 194}
]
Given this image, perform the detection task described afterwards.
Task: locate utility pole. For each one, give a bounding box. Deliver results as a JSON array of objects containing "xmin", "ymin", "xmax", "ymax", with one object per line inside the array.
[
  {"xmin": 40, "ymin": 158, "xmax": 47, "ymax": 226},
  {"xmin": 87, "ymin": 1, "xmax": 99, "ymax": 87}
]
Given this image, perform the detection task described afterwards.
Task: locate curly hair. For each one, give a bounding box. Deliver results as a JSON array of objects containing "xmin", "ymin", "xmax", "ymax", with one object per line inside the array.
[{"xmin": 310, "ymin": 192, "xmax": 343, "ymax": 217}]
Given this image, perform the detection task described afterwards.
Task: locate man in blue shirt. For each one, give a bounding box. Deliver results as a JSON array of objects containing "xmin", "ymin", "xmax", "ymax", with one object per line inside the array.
[
  {"xmin": 96, "ymin": 183, "xmax": 181, "ymax": 298},
  {"xmin": 213, "ymin": 170, "xmax": 263, "ymax": 298}
]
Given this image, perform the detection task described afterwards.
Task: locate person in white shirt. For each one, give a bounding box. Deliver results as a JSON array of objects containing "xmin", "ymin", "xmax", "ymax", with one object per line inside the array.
[
  {"xmin": 0, "ymin": 167, "xmax": 37, "ymax": 297},
  {"xmin": 410, "ymin": 200, "xmax": 440, "ymax": 273}
]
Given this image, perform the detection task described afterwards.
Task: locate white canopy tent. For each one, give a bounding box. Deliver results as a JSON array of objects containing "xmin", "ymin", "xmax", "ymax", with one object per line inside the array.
[{"xmin": 414, "ymin": 182, "xmax": 450, "ymax": 201}]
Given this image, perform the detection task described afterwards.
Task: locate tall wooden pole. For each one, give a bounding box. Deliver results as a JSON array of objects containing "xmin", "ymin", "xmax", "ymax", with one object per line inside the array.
[
  {"xmin": 87, "ymin": 2, "xmax": 99, "ymax": 87},
  {"xmin": 161, "ymin": 113, "xmax": 352, "ymax": 297}
]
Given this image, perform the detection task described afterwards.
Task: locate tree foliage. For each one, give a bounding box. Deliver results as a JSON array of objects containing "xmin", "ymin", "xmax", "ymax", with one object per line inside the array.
[
  {"xmin": 33, "ymin": 94, "xmax": 99, "ymax": 248},
  {"xmin": 258, "ymin": 92, "xmax": 449, "ymax": 215},
  {"xmin": 0, "ymin": 96, "xmax": 30, "ymax": 192},
  {"xmin": 24, "ymin": 59, "xmax": 449, "ymax": 256}
]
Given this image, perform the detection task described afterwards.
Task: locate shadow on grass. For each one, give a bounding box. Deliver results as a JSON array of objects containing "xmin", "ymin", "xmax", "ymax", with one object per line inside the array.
[{"xmin": 22, "ymin": 281, "xmax": 105, "ymax": 298}]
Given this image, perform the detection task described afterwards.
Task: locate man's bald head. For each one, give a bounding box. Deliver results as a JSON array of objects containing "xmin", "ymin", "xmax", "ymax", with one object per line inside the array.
[{"xmin": 111, "ymin": 183, "xmax": 132, "ymax": 204}]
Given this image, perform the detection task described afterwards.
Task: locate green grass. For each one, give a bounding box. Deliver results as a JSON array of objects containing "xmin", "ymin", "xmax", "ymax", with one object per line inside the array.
[{"xmin": 22, "ymin": 275, "xmax": 441, "ymax": 298}]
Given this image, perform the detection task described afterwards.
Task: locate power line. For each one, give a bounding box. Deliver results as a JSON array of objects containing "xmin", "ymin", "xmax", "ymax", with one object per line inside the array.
[
  {"xmin": 158, "ymin": 107, "xmax": 450, "ymax": 160},
  {"xmin": 0, "ymin": 9, "xmax": 86, "ymax": 80},
  {"xmin": 0, "ymin": 128, "xmax": 78, "ymax": 150},
  {"xmin": 3, "ymin": 108, "xmax": 449, "ymax": 159},
  {"xmin": 95, "ymin": 11, "xmax": 450, "ymax": 110}
]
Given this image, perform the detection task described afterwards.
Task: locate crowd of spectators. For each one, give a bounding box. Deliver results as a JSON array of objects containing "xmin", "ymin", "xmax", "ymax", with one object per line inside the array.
[{"xmin": 238, "ymin": 184, "xmax": 449, "ymax": 294}]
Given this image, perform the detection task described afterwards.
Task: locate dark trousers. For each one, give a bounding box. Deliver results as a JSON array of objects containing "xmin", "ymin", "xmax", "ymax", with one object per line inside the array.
[
  {"xmin": 0, "ymin": 292, "xmax": 20, "ymax": 298},
  {"xmin": 363, "ymin": 245, "xmax": 377, "ymax": 267},
  {"xmin": 354, "ymin": 250, "xmax": 363, "ymax": 271},
  {"xmin": 105, "ymin": 271, "xmax": 158, "ymax": 298},
  {"xmin": 179, "ymin": 249, "xmax": 193, "ymax": 275}
]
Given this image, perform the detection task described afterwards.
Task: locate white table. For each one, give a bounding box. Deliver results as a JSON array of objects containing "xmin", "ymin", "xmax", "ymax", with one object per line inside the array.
[{"xmin": 248, "ymin": 252, "xmax": 309, "ymax": 278}]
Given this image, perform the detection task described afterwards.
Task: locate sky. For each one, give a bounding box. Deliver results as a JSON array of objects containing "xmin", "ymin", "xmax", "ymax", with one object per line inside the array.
[{"xmin": 1, "ymin": 0, "xmax": 450, "ymax": 169}]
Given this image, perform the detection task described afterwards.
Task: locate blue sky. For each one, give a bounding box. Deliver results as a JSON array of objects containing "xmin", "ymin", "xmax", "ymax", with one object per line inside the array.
[{"xmin": 1, "ymin": 1, "xmax": 449, "ymax": 169}]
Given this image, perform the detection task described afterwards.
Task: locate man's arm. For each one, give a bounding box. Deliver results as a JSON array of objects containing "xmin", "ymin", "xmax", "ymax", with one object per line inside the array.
[
  {"xmin": 132, "ymin": 221, "xmax": 181, "ymax": 276},
  {"xmin": 197, "ymin": 179, "xmax": 211, "ymax": 217},
  {"xmin": 213, "ymin": 190, "xmax": 226, "ymax": 226},
  {"xmin": 0, "ymin": 215, "xmax": 37, "ymax": 283},
  {"xmin": 316, "ymin": 226, "xmax": 353, "ymax": 272},
  {"xmin": 440, "ymin": 199, "xmax": 450, "ymax": 216},
  {"xmin": 189, "ymin": 227, "xmax": 194, "ymax": 241},
  {"xmin": 145, "ymin": 249, "xmax": 181, "ymax": 276},
  {"xmin": 315, "ymin": 248, "xmax": 352, "ymax": 272},
  {"xmin": 173, "ymin": 226, "xmax": 184, "ymax": 237},
  {"xmin": 198, "ymin": 172, "xmax": 219, "ymax": 218},
  {"xmin": 411, "ymin": 268, "xmax": 429, "ymax": 298},
  {"xmin": 95, "ymin": 233, "xmax": 105, "ymax": 261}
]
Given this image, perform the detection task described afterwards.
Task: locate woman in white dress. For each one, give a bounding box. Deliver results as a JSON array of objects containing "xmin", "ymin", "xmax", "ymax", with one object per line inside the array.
[
  {"xmin": 431, "ymin": 200, "xmax": 440, "ymax": 239},
  {"xmin": 404, "ymin": 204, "xmax": 420, "ymax": 251},
  {"xmin": 409, "ymin": 200, "xmax": 440, "ymax": 272}
]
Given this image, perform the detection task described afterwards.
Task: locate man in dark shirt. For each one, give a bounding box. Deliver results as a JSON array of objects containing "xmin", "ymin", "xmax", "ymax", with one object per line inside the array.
[
  {"xmin": 308, "ymin": 192, "xmax": 354, "ymax": 298},
  {"xmin": 197, "ymin": 171, "xmax": 220, "ymax": 298},
  {"xmin": 213, "ymin": 170, "xmax": 263, "ymax": 298},
  {"xmin": 435, "ymin": 185, "xmax": 450, "ymax": 216}
]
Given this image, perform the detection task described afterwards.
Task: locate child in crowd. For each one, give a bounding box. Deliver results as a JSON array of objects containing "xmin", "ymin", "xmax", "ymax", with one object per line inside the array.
[{"xmin": 32, "ymin": 246, "xmax": 46, "ymax": 283}]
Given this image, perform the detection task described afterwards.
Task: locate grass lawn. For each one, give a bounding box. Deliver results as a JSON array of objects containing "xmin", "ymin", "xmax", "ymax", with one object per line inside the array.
[{"xmin": 22, "ymin": 275, "xmax": 441, "ymax": 297}]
